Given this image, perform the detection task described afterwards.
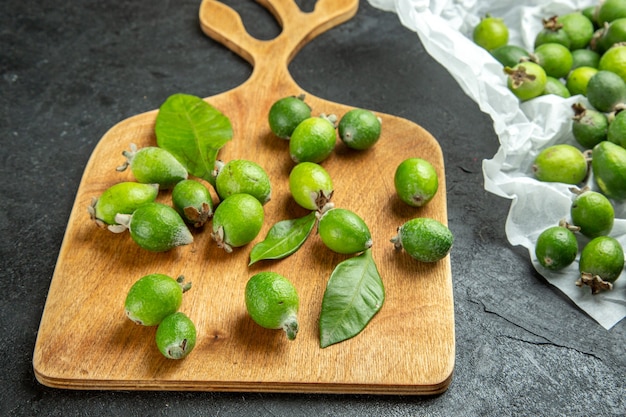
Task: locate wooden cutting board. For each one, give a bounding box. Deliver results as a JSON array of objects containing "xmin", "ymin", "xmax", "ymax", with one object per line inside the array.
[{"xmin": 33, "ymin": 0, "xmax": 455, "ymax": 395}]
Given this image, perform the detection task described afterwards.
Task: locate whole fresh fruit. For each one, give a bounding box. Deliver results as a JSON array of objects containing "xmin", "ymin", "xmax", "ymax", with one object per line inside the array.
[
  {"xmin": 532, "ymin": 144, "xmax": 588, "ymax": 185},
  {"xmin": 598, "ymin": 44, "xmax": 626, "ymax": 83},
  {"xmin": 113, "ymin": 202, "xmax": 193, "ymax": 252},
  {"xmin": 337, "ymin": 108, "xmax": 382, "ymax": 150},
  {"xmin": 571, "ymin": 49, "xmax": 601, "ymax": 70},
  {"xmin": 558, "ymin": 12, "xmax": 595, "ymax": 50},
  {"xmin": 543, "ymin": 77, "xmax": 571, "ymax": 98},
  {"xmin": 566, "ymin": 66, "xmax": 598, "ymax": 96},
  {"xmin": 586, "ymin": 70, "xmax": 626, "ymax": 113},
  {"xmin": 530, "ymin": 43, "xmax": 573, "ymax": 79},
  {"xmin": 593, "ymin": 18, "xmax": 626, "ymax": 53},
  {"xmin": 534, "ymin": 16, "xmax": 571, "ymax": 49},
  {"xmin": 577, "ymin": 236, "xmax": 624, "ymax": 294},
  {"xmin": 571, "ymin": 103, "xmax": 608, "ymax": 148},
  {"xmin": 490, "ymin": 44, "xmax": 529, "ymax": 67},
  {"xmin": 570, "ymin": 188, "xmax": 614, "ymax": 238},
  {"xmin": 592, "ymin": 140, "xmax": 626, "ymax": 200},
  {"xmin": 288, "ymin": 162, "xmax": 334, "ymax": 211},
  {"xmin": 317, "ymin": 208, "xmax": 372, "ymax": 254},
  {"xmin": 597, "ymin": 0, "xmax": 626, "ymax": 25},
  {"xmin": 245, "ymin": 272, "xmax": 299, "ymax": 340},
  {"xmin": 214, "ymin": 159, "xmax": 272, "ymax": 204},
  {"xmin": 117, "ymin": 144, "xmax": 188, "ymax": 189},
  {"xmin": 607, "ymin": 109, "xmax": 626, "ymax": 147},
  {"xmin": 172, "ymin": 179, "xmax": 213, "ymax": 228},
  {"xmin": 289, "ymin": 116, "xmax": 337, "ymax": 164},
  {"xmin": 211, "ymin": 193, "xmax": 264, "ymax": 252},
  {"xmin": 473, "ymin": 15, "xmax": 509, "ymax": 51},
  {"xmin": 394, "ymin": 157, "xmax": 439, "ymax": 207},
  {"xmin": 155, "ymin": 312, "xmax": 197, "ymax": 359},
  {"xmin": 268, "ymin": 94, "xmax": 311, "ymax": 139},
  {"xmin": 89, "ymin": 182, "xmax": 159, "ymax": 228},
  {"xmin": 124, "ymin": 274, "xmax": 191, "ymax": 326},
  {"xmin": 391, "ymin": 217, "xmax": 453, "ymax": 263},
  {"xmin": 504, "ymin": 62, "xmax": 547, "ymax": 101},
  {"xmin": 535, "ymin": 225, "xmax": 578, "ymax": 270}
]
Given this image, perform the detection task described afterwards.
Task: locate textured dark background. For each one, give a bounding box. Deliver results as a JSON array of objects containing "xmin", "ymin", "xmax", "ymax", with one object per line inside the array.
[{"xmin": 1, "ymin": 0, "xmax": 624, "ymax": 416}]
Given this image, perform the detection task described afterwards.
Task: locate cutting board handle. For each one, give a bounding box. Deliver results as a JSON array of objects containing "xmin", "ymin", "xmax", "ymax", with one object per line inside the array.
[{"xmin": 199, "ymin": 0, "xmax": 358, "ymax": 88}]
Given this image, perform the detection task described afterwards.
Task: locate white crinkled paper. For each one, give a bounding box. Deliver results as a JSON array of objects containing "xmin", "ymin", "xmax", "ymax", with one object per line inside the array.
[{"xmin": 368, "ymin": 0, "xmax": 626, "ymax": 329}]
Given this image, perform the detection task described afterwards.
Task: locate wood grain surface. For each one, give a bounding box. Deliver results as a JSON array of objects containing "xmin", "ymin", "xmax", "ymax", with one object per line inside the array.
[{"xmin": 33, "ymin": 0, "xmax": 455, "ymax": 395}]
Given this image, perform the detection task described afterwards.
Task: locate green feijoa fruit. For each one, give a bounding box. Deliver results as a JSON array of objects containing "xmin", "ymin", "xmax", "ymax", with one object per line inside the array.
[
  {"xmin": 566, "ymin": 66, "xmax": 598, "ymax": 96},
  {"xmin": 534, "ymin": 225, "xmax": 578, "ymax": 271},
  {"xmin": 114, "ymin": 202, "xmax": 193, "ymax": 252},
  {"xmin": 571, "ymin": 188, "xmax": 615, "ymax": 238},
  {"xmin": 504, "ymin": 62, "xmax": 548, "ymax": 101},
  {"xmin": 596, "ymin": 18, "xmax": 626, "ymax": 53},
  {"xmin": 214, "ymin": 159, "xmax": 272, "ymax": 204},
  {"xmin": 592, "ymin": 140, "xmax": 626, "ymax": 200},
  {"xmin": 89, "ymin": 182, "xmax": 159, "ymax": 228},
  {"xmin": 577, "ymin": 236, "xmax": 624, "ymax": 294},
  {"xmin": 391, "ymin": 217, "xmax": 453, "ymax": 263},
  {"xmin": 288, "ymin": 162, "xmax": 334, "ymax": 211},
  {"xmin": 245, "ymin": 272, "xmax": 299, "ymax": 340},
  {"xmin": 337, "ymin": 108, "xmax": 382, "ymax": 150},
  {"xmin": 586, "ymin": 70, "xmax": 626, "ymax": 113},
  {"xmin": 534, "ymin": 16, "xmax": 572, "ymax": 49},
  {"xmin": 558, "ymin": 12, "xmax": 595, "ymax": 50},
  {"xmin": 582, "ymin": 6, "xmax": 599, "ymax": 28},
  {"xmin": 571, "ymin": 103, "xmax": 608, "ymax": 149},
  {"xmin": 607, "ymin": 110, "xmax": 626, "ymax": 147},
  {"xmin": 268, "ymin": 95, "xmax": 312, "ymax": 139},
  {"xmin": 172, "ymin": 179, "xmax": 213, "ymax": 228},
  {"xmin": 317, "ymin": 208, "xmax": 372, "ymax": 255},
  {"xmin": 124, "ymin": 274, "xmax": 191, "ymax": 326},
  {"xmin": 155, "ymin": 312, "xmax": 197, "ymax": 359},
  {"xmin": 543, "ymin": 76, "xmax": 571, "ymax": 98},
  {"xmin": 530, "ymin": 43, "xmax": 573, "ymax": 79},
  {"xmin": 211, "ymin": 193, "xmax": 264, "ymax": 252},
  {"xmin": 532, "ymin": 144, "xmax": 588, "ymax": 185},
  {"xmin": 571, "ymin": 49, "xmax": 601, "ymax": 70},
  {"xmin": 599, "ymin": 44, "xmax": 626, "ymax": 83},
  {"xmin": 473, "ymin": 15, "xmax": 509, "ymax": 51},
  {"xmin": 289, "ymin": 116, "xmax": 337, "ymax": 164},
  {"xmin": 394, "ymin": 157, "xmax": 439, "ymax": 207},
  {"xmin": 117, "ymin": 144, "xmax": 188, "ymax": 189},
  {"xmin": 598, "ymin": 0, "xmax": 626, "ymax": 26},
  {"xmin": 490, "ymin": 44, "xmax": 529, "ymax": 67}
]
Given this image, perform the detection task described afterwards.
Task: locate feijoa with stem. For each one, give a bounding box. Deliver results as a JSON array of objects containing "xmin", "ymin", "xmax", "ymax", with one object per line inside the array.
[
  {"xmin": 288, "ymin": 162, "xmax": 334, "ymax": 211},
  {"xmin": 391, "ymin": 217, "xmax": 454, "ymax": 263},
  {"xmin": 124, "ymin": 274, "xmax": 191, "ymax": 326},
  {"xmin": 268, "ymin": 94, "xmax": 312, "ymax": 139},
  {"xmin": 504, "ymin": 62, "xmax": 547, "ymax": 101},
  {"xmin": 317, "ymin": 208, "xmax": 372, "ymax": 255},
  {"xmin": 113, "ymin": 202, "xmax": 193, "ymax": 252},
  {"xmin": 577, "ymin": 236, "xmax": 624, "ymax": 294},
  {"xmin": 211, "ymin": 193, "xmax": 264, "ymax": 253},
  {"xmin": 534, "ymin": 15, "xmax": 571, "ymax": 49},
  {"xmin": 570, "ymin": 186, "xmax": 615, "ymax": 238},
  {"xmin": 473, "ymin": 14, "xmax": 509, "ymax": 51},
  {"xmin": 214, "ymin": 159, "xmax": 272, "ymax": 205},
  {"xmin": 155, "ymin": 312, "xmax": 197, "ymax": 359},
  {"xmin": 88, "ymin": 181, "xmax": 159, "ymax": 229},
  {"xmin": 117, "ymin": 143, "xmax": 188, "ymax": 189},
  {"xmin": 245, "ymin": 272, "xmax": 299, "ymax": 341},
  {"xmin": 571, "ymin": 103, "xmax": 608, "ymax": 148},
  {"xmin": 171, "ymin": 179, "xmax": 214, "ymax": 228}
]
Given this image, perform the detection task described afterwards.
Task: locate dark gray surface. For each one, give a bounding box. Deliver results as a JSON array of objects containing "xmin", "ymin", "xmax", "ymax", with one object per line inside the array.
[{"xmin": 1, "ymin": 0, "xmax": 624, "ymax": 416}]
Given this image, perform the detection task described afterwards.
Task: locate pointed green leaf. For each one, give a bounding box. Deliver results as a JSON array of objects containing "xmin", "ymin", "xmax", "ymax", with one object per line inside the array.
[
  {"xmin": 155, "ymin": 93, "xmax": 232, "ymax": 183},
  {"xmin": 249, "ymin": 212, "xmax": 317, "ymax": 265},
  {"xmin": 319, "ymin": 249, "xmax": 385, "ymax": 348}
]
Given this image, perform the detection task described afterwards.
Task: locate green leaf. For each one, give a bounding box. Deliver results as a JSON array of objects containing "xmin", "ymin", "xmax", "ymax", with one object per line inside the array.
[
  {"xmin": 155, "ymin": 93, "xmax": 232, "ymax": 183},
  {"xmin": 319, "ymin": 249, "xmax": 385, "ymax": 348},
  {"xmin": 248, "ymin": 212, "xmax": 317, "ymax": 265}
]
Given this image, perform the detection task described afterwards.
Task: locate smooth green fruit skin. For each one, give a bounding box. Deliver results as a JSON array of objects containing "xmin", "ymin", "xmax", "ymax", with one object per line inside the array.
[
  {"xmin": 172, "ymin": 179, "xmax": 213, "ymax": 225},
  {"xmin": 94, "ymin": 182, "xmax": 158, "ymax": 225},
  {"xmin": 607, "ymin": 110, "xmax": 626, "ymax": 147},
  {"xmin": 318, "ymin": 208, "xmax": 372, "ymax": 254},
  {"xmin": 215, "ymin": 159, "xmax": 272, "ymax": 204},
  {"xmin": 212, "ymin": 193, "xmax": 264, "ymax": 247},
  {"xmin": 579, "ymin": 236, "xmax": 625, "ymax": 283},
  {"xmin": 598, "ymin": 0, "xmax": 626, "ymax": 25},
  {"xmin": 543, "ymin": 77, "xmax": 571, "ymax": 98},
  {"xmin": 473, "ymin": 17, "xmax": 509, "ymax": 51},
  {"xmin": 586, "ymin": 70, "xmax": 626, "ymax": 113},
  {"xmin": 337, "ymin": 109, "xmax": 382, "ymax": 150},
  {"xmin": 532, "ymin": 144, "xmax": 587, "ymax": 185},
  {"xmin": 124, "ymin": 274, "xmax": 183, "ymax": 326},
  {"xmin": 592, "ymin": 141, "xmax": 626, "ymax": 200},
  {"xmin": 599, "ymin": 45, "xmax": 626, "ymax": 83},
  {"xmin": 289, "ymin": 117, "xmax": 336, "ymax": 163},
  {"xmin": 397, "ymin": 218, "xmax": 453, "ymax": 263},
  {"xmin": 558, "ymin": 12, "xmax": 595, "ymax": 50},
  {"xmin": 571, "ymin": 191, "xmax": 615, "ymax": 238},
  {"xmin": 534, "ymin": 28, "xmax": 571, "ymax": 49},
  {"xmin": 571, "ymin": 49, "xmax": 601, "ymax": 70},
  {"xmin": 490, "ymin": 45, "xmax": 529, "ymax": 67},
  {"xmin": 245, "ymin": 272, "xmax": 299, "ymax": 338},
  {"xmin": 288, "ymin": 162, "xmax": 333, "ymax": 211},
  {"xmin": 572, "ymin": 107, "xmax": 608, "ymax": 148},
  {"xmin": 131, "ymin": 147, "xmax": 188, "ymax": 189},
  {"xmin": 155, "ymin": 312, "xmax": 197, "ymax": 360},
  {"xmin": 535, "ymin": 226, "xmax": 578, "ymax": 270},
  {"xmin": 268, "ymin": 96, "xmax": 311, "ymax": 139},
  {"xmin": 394, "ymin": 158, "xmax": 439, "ymax": 207},
  {"xmin": 129, "ymin": 203, "xmax": 193, "ymax": 252},
  {"xmin": 533, "ymin": 43, "xmax": 573, "ymax": 79},
  {"xmin": 566, "ymin": 66, "xmax": 598, "ymax": 96}
]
